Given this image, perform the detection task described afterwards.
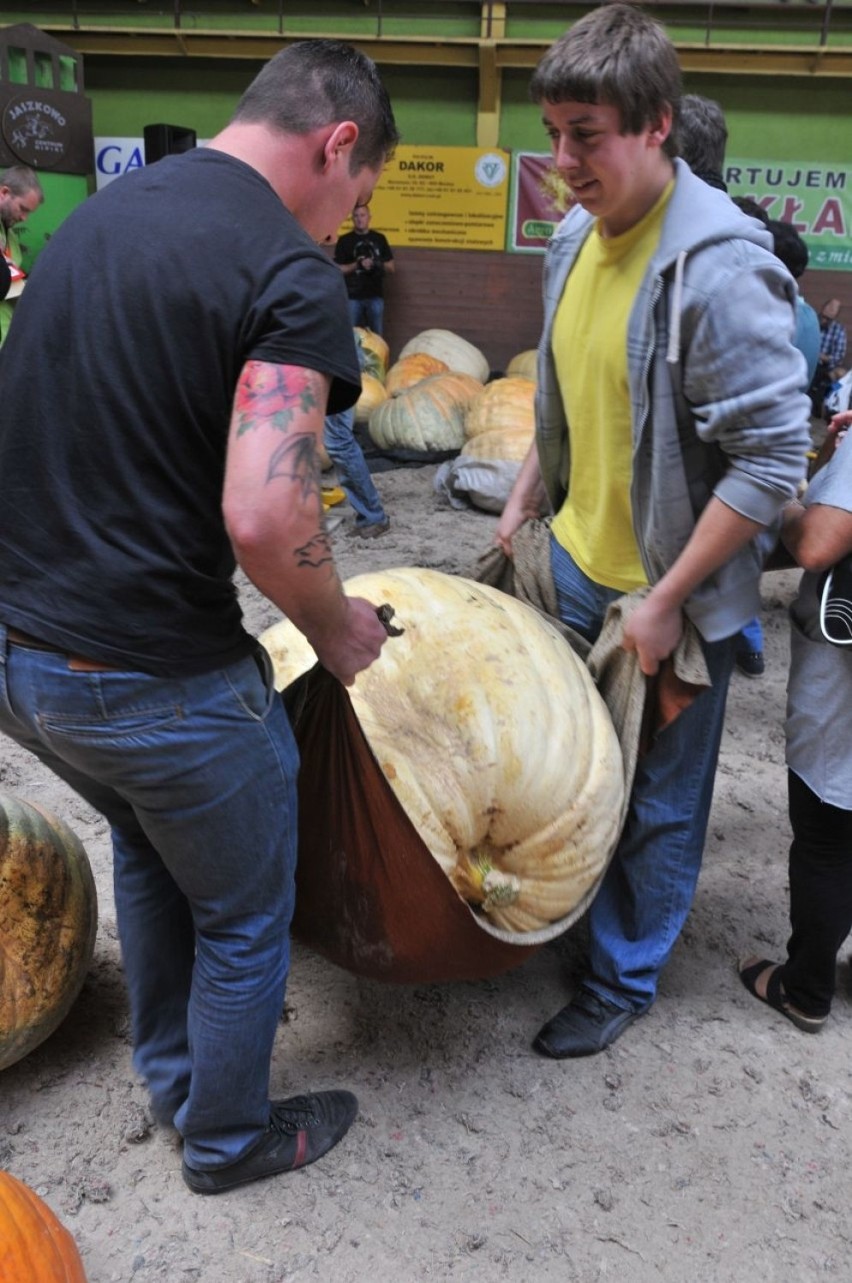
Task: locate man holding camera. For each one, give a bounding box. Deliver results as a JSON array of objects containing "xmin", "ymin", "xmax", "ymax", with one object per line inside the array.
[{"xmin": 334, "ymin": 202, "xmax": 394, "ymax": 335}]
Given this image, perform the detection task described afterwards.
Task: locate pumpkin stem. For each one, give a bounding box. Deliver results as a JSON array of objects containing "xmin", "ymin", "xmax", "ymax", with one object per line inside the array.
[{"xmin": 450, "ymin": 851, "xmax": 521, "ymax": 914}]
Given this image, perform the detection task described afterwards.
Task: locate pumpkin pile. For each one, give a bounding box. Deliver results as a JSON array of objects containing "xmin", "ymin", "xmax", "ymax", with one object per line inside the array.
[
  {"xmin": 0, "ymin": 1171, "xmax": 88, "ymax": 1281},
  {"xmin": 353, "ymin": 327, "xmax": 389, "ymax": 424},
  {"xmin": 365, "ymin": 329, "xmax": 489, "ymax": 460},
  {"xmin": 0, "ymin": 796, "xmax": 98, "ymax": 1072},
  {"xmin": 261, "ymin": 568, "xmax": 624, "ymax": 937}
]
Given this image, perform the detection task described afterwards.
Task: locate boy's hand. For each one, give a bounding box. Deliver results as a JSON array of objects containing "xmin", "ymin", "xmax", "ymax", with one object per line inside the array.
[{"xmin": 621, "ymin": 594, "xmax": 684, "ymax": 677}]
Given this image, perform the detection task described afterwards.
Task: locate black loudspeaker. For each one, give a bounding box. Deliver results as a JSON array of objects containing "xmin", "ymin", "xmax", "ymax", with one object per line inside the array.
[{"xmin": 143, "ymin": 124, "xmax": 197, "ymax": 165}]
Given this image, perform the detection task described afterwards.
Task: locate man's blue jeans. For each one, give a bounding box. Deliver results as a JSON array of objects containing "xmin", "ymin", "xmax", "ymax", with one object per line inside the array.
[
  {"xmin": 550, "ymin": 537, "xmax": 736, "ymax": 1013},
  {"xmin": 348, "ymin": 296, "xmax": 384, "ymax": 335},
  {"xmin": 325, "ymin": 408, "xmax": 387, "ymax": 528},
  {"xmin": 0, "ymin": 629, "xmax": 298, "ymax": 1170}
]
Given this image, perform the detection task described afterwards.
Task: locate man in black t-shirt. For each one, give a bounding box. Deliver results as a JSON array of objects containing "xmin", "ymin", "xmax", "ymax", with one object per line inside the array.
[
  {"xmin": 0, "ymin": 40, "xmax": 398, "ymax": 1196},
  {"xmin": 334, "ymin": 202, "xmax": 395, "ymax": 334}
]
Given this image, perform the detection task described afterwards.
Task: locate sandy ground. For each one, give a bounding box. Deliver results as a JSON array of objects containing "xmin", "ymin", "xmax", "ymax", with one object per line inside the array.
[{"xmin": 3, "ymin": 460, "xmax": 851, "ymax": 1283}]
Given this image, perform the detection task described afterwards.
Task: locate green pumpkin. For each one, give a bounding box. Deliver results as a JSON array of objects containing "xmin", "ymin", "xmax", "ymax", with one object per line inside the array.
[
  {"xmin": 0, "ymin": 796, "xmax": 98, "ymax": 1072},
  {"xmin": 368, "ymin": 372, "xmax": 483, "ymax": 455}
]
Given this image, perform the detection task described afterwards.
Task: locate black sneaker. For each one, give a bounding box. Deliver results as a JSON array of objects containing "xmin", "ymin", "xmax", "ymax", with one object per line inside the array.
[
  {"xmin": 735, "ymin": 649, "xmax": 765, "ymax": 678},
  {"xmin": 533, "ymin": 988, "xmax": 640, "ymax": 1059},
  {"xmin": 181, "ymin": 1091, "xmax": 358, "ymax": 1195}
]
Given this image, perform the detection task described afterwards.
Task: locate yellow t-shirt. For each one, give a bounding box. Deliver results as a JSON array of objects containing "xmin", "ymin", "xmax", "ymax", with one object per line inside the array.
[{"xmin": 550, "ymin": 183, "xmax": 674, "ymax": 592}]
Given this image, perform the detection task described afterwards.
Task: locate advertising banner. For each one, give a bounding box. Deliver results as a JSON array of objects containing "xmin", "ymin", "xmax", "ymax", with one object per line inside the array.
[
  {"xmin": 345, "ymin": 144, "xmax": 510, "ymax": 251},
  {"xmin": 510, "ymin": 151, "xmax": 851, "ymax": 270},
  {"xmin": 726, "ymin": 159, "xmax": 852, "ymax": 272},
  {"xmin": 509, "ymin": 151, "xmax": 573, "ymax": 253}
]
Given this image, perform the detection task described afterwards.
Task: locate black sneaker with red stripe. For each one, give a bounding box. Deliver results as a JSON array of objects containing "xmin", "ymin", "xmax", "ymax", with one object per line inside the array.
[{"xmin": 181, "ymin": 1091, "xmax": 358, "ymax": 1195}]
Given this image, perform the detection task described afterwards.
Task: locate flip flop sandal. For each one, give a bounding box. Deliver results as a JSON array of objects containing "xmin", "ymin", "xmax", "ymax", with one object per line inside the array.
[{"xmin": 738, "ymin": 958, "xmax": 826, "ymax": 1034}]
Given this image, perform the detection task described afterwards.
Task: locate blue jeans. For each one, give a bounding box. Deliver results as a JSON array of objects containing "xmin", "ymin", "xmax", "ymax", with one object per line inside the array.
[
  {"xmin": 550, "ymin": 538, "xmax": 736, "ymax": 1012},
  {"xmin": 348, "ymin": 296, "xmax": 384, "ymax": 334},
  {"xmin": 0, "ymin": 628, "xmax": 298, "ymax": 1170},
  {"xmin": 736, "ymin": 616, "xmax": 764, "ymax": 655},
  {"xmin": 324, "ymin": 408, "xmax": 387, "ymax": 528}
]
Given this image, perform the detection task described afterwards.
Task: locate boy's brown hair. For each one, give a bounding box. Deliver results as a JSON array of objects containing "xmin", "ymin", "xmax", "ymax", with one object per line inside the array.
[{"xmin": 529, "ymin": 3, "xmax": 681, "ymax": 160}]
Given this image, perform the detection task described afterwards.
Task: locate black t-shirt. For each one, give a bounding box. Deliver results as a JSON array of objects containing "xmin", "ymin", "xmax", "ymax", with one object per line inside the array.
[
  {"xmin": 334, "ymin": 228, "xmax": 393, "ymax": 300},
  {"xmin": 0, "ymin": 149, "xmax": 361, "ymax": 675}
]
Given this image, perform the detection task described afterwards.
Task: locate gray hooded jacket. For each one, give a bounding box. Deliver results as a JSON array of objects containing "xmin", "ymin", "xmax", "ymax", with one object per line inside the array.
[{"xmin": 535, "ymin": 158, "xmax": 812, "ymax": 642}]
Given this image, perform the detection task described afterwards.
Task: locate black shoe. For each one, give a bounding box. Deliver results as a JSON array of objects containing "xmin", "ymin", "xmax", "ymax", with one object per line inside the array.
[
  {"xmin": 533, "ymin": 989, "xmax": 639, "ymax": 1059},
  {"xmin": 182, "ymin": 1091, "xmax": 358, "ymax": 1195},
  {"xmin": 735, "ymin": 650, "xmax": 765, "ymax": 678},
  {"xmin": 347, "ymin": 518, "xmax": 390, "ymax": 539}
]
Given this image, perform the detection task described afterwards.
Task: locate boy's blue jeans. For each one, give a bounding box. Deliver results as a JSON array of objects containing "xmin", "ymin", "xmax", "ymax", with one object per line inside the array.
[
  {"xmin": 324, "ymin": 408, "xmax": 387, "ymax": 528},
  {"xmin": 0, "ymin": 629, "xmax": 298, "ymax": 1170},
  {"xmin": 550, "ymin": 537, "xmax": 736, "ymax": 1012}
]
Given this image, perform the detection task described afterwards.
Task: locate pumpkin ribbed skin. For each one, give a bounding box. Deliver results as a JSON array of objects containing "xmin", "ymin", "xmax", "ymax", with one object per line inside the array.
[
  {"xmin": 399, "ymin": 329, "xmax": 490, "ymax": 383},
  {"xmin": 464, "ymin": 377, "xmax": 536, "ymax": 461},
  {"xmin": 368, "ymin": 372, "xmax": 482, "ymax": 454},
  {"xmin": 385, "ymin": 353, "xmax": 448, "ymax": 397},
  {"xmin": 260, "ymin": 568, "xmax": 624, "ymax": 933},
  {"xmin": 354, "ymin": 326, "xmax": 389, "ymax": 381},
  {"xmin": 0, "ymin": 1172, "xmax": 88, "ymax": 1282},
  {"xmin": 354, "ymin": 372, "xmax": 388, "ymax": 423},
  {"xmin": 0, "ymin": 797, "xmax": 98, "ymax": 1072},
  {"xmin": 506, "ymin": 349, "xmax": 538, "ymax": 381}
]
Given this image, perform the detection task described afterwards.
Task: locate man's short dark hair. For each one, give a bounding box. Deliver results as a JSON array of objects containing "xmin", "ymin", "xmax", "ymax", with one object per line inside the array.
[
  {"xmin": 677, "ymin": 94, "xmax": 728, "ymax": 183},
  {"xmin": 767, "ymin": 219, "xmax": 809, "ymax": 280},
  {"xmin": 529, "ymin": 3, "xmax": 682, "ymax": 160},
  {"xmin": 232, "ymin": 39, "xmax": 399, "ymax": 173}
]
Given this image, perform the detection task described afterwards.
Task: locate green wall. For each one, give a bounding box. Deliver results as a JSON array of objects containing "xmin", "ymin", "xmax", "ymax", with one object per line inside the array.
[
  {"xmin": 83, "ymin": 58, "xmax": 478, "ymax": 146},
  {"xmin": 82, "ymin": 56, "xmax": 851, "ymax": 163}
]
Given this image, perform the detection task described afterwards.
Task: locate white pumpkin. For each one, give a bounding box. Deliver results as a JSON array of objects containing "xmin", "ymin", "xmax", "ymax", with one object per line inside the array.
[
  {"xmin": 260, "ymin": 568, "xmax": 624, "ymax": 933},
  {"xmin": 398, "ymin": 329, "xmax": 490, "ymax": 383},
  {"xmin": 506, "ymin": 349, "xmax": 538, "ymax": 382}
]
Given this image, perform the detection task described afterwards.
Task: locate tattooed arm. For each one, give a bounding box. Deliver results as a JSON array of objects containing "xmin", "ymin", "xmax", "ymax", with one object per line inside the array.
[{"xmin": 222, "ymin": 359, "xmax": 387, "ymax": 684}]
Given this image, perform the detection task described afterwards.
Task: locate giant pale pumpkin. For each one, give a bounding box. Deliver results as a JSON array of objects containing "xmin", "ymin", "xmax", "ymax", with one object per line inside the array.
[
  {"xmin": 261, "ymin": 568, "xmax": 624, "ymax": 933},
  {"xmin": 368, "ymin": 372, "xmax": 482, "ymax": 456},
  {"xmin": 384, "ymin": 352, "xmax": 448, "ymax": 397},
  {"xmin": 398, "ymin": 329, "xmax": 490, "ymax": 383},
  {"xmin": 0, "ymin": 797, "xmax": 98, "ymax": 1072},
  {"xmin": 464, "ymin": 377, "xmax": 536, "ymax": 462},
  {"xmin": 0, "ymin": 1172, "xmax": 87, "ymax": 1282},
  {"xmin": 354, "ymin": 327, "xmax": 389, "ymax": 382}
]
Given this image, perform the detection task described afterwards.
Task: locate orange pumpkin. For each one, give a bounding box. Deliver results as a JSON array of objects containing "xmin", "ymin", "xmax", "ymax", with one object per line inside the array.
[
  {"xmin": 463, "ymin": 377, "xmax": 536, "ymax": 462},
  {"xmin": 353, "ymin": 372, "xmax": 388, "ymax": 423},
  {"xmin": 354, "ymin": 326, "xmax": 390, "ymax": 381},
  {"xmin": 384, "ymin": 352, "xmax": 448, "ymax": 397},
  {"xmin": 0, "ymin": 796, "xmax": 97, "ymax": 1072},
  {"xmin": 0, "ymin": 1172, "xmax": 88, "ymax": 1281}
]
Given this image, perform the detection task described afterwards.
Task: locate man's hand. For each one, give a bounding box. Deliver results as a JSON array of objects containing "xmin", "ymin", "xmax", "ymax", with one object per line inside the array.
[
  {"xmin": 311, "ymin": 595, "xmax": 389, "ymax": 686},
  {"xmin": 621, "ymin": 593, "xmax": 684, "ymax": 677}
]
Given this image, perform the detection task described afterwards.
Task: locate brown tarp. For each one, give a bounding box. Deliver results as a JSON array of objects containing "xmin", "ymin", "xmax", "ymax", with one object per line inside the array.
[
  {"xmin": 283, "ymin": 521, "xmax": 711, "ymax": 985},
  {"xmin": 284, "ymin": 666, "xmax": 543, "ymax": 984}
]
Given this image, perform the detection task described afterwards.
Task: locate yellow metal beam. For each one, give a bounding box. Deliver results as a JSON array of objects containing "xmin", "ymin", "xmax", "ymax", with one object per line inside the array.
[
  {"xmin": 481, "ymin": 3, "xmax": 507, "ymax": 41},
  {"xmin": 477, "ymin": 39, "xmax": 500, "ymax": 149},
  {"xmin": 41, "ymin": 23, "xmax": 852, "ymax": 78}
]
